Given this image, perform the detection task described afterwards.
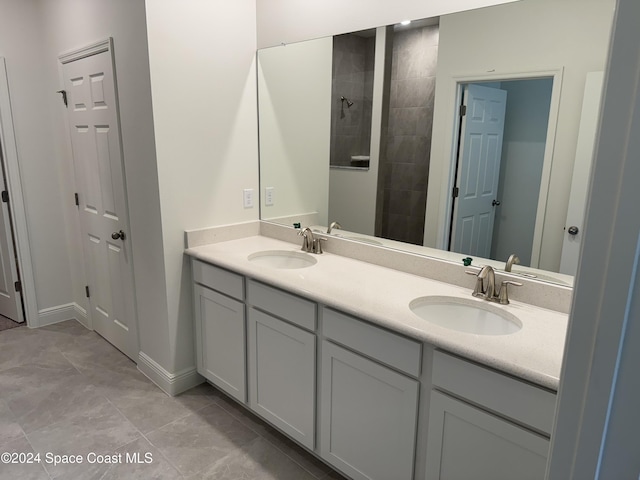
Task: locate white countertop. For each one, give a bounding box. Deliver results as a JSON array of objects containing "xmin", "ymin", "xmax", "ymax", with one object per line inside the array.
[{"xmin": 186, "ymin": 235, "xmax": 568, "ymax": 391}]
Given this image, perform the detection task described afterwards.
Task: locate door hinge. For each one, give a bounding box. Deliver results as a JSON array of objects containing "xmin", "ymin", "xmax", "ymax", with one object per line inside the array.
[
  {"xmin": 14, "ymin": 281, "xmax": 21, "ymax": 292},
  {"xmin": 459, "ymin": 104, "xmax": 467, "ymax": 117},
  {"xmin": 56, "ymin": 90, "xmax": 68, "ymax": 108},
  {"xmin": 1, "ymin": 191, "xmax": 8, "ymax": 203},
  {"xmin": 85, "ymin": 285, "xmax": 90, "ymax": 298},
  {"xmin": 74, "ymin": 192, "xmax": 79, "ymax": 207},
  {"xmin": 452, "ymin": 186, "xmax": 459, "ymax": 198}
]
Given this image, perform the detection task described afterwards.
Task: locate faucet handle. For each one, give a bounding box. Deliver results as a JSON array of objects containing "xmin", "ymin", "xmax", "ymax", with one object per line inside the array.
[
  {"xmin": 313, "ymin": 237, "xmax": 327, "ymax": 254},
  {"xmin": 465, "ymin": 270, "xmax": 484, "ymax": 297},
  {"xmin": 498, "ymin": 280, "xmax": 522, "ymax": 305}
]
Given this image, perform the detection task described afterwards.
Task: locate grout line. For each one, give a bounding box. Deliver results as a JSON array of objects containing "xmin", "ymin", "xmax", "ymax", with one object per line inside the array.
[{"xmin": 213, "ymin": 397, "xmax": 332, "ymax": 479}]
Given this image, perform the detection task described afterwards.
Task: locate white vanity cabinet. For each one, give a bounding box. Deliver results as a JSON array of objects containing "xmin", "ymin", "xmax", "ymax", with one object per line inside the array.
[
  {"xmin": 425, "ymin": 351, "xmax": 556, "ymax": 480},
  {"xmin": 190, "ymin": 254, "xmax": 560, "ymax": 480},
  {"xmin": 320, "ymin": 308, "xmax": 421, "ymax": 480},
  {"xmin": 193, "ymin": 260, "xmax": 246, "ymax": 402},
  {"xmin": 247, "ymin": 280, "xmax": 317, "ymax": 450}
]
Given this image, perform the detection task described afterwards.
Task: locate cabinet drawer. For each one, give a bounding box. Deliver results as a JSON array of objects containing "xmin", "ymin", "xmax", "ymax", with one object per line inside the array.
[
  {"xmin": 193, "ymin": 259, "xmax": 244, "ymax": 300},
  {"xmin": 247, "ymin": 280, "xmax": 316, "ymax": 331},
  {"xmin": 432, "ymin": 350, "xmax": 557, "ymax": 435},
  {"xmin": 323, "ymin": 307, "xmax": 421, "ymax": 377}
]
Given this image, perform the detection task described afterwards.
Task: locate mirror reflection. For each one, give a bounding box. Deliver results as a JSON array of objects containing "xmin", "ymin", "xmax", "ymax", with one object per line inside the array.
[{"xmin": 257, "ymin": 0, "xmax": 615, "ymax": 286}]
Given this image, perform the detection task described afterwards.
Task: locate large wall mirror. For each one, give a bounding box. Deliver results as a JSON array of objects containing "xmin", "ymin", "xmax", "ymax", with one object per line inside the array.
[{"xmin": 257, "ymin": 0, "xmax": 615, "ymax": 287}]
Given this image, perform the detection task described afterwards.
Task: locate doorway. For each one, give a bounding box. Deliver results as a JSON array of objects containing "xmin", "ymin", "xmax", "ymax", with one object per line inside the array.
[
  {"xmin": 448, "ymin": 77, "xmax": 554, "ymax": 266},
  {"xmin": 0, "ymin": 57, "xmax": 36, "ymax": 327}
]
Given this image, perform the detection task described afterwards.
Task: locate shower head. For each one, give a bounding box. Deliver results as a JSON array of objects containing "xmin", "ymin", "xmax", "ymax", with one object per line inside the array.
[{"xmin": 341, "ymin": 96, "xmax": 354, "ymax": 108}]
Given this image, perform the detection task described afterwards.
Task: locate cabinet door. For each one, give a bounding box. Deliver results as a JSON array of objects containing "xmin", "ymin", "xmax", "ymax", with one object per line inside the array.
[
  {"xmin": 194, "ymin": 284, "xmax": 246, "ymax": 402},
  {"xmin": 320, "ymin": 341, "xmax": 419, "ymax": 480},
  {"xmin": 426, "ymin": 391, "xmax": 549, "ymax": 480},
  {"xmin": 248, "ymin": 308, "xmax": 316, "ymax": 449}
]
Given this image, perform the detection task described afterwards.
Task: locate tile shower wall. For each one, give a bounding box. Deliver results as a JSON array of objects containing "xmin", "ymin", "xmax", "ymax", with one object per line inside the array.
[
  {"xmin": 378, "ymin": 25, "xmax": 438, "ymax": 244},
  {"xmin": 330, "ymin": 33, "xmax": 375, "ymax": 167}
]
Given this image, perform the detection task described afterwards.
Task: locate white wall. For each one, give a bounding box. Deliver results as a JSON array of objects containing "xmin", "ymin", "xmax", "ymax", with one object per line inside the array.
[
  {"xmin": 0, "ymin": 0, "xmax": 72, "ymax": 315},
  {"xmin": 145, "ymin": 0, "xmax": 259, "ymax": 373},
  {"xmin": 258, "ymin": 38, "xmax": 332, "ymax": 226},
  {"xmin": 425, "ymin": 0, "xmax": 616, "ymax": 271},
  {"xmin": 548, "ymin": 0, "xmax": 640, "ymax": 475},
  {"xmin": 256, "ymin": 0, "xmax": 517, "ymax": 48},
  {"xmin": 491, "ymin": 78, "xmax": 553, "ymax": 265}
]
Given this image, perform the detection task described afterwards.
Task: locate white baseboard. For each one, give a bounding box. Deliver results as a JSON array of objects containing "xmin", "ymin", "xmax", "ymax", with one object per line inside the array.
[
  {"xmin": 36, "ymin": 302, "xmax": 88, "ymax": 328},
  {"xmin": 137, "ymin": 351, "xmax": 204, "ymax": 396}
]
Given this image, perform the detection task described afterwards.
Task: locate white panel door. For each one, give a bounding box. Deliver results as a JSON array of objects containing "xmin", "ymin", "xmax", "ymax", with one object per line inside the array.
[
  {"xmin": 560, "ymin": 72, "xmax": 604, "ymax": 275},
  {"xmin": 0, "ymin": 59, "xmax": 23, "ymax": 324},
  {"xmin": 0, "ymin": 149, "xmax": 21, "ymax": 323},
  {"xmin": 61, "ymin": 42, "xmax": 138, "ymax": 360},
  {"xmin": 451, "ymin": 84, "xmax": 507, "ymax": 257}
]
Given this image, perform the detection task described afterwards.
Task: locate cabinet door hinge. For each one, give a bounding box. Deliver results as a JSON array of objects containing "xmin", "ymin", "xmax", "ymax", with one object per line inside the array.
[
  {"xmin": 74, "ymin": 192, "xmax": 79, "ymax": 207},
  {"xmin": 459, "ymin": 104, "xmax": 467, "ymax": 117},
  {"xmin": 452, "ymin": 186, "xmax": 460, "ymax": 198},
  {"xmin": 85, "ymin": 285, "xmax": 90, "ymax": 298},
  {"xmin": 14, "ymin": 281, "xmax": 21, "ymax": 292},
  {"xmin": 56, "ymin": 90, "xmax": 68, "ymax": 107},
  {"xmin": 1, "ymin": 191, "xmax": 8, "ymax": 203}
]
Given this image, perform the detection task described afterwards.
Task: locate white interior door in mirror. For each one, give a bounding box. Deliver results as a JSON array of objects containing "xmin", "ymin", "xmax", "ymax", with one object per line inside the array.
[
  {"xmin": 560, "ymin": 72, "xmax": 604, "ymax": 276},
  {"xmin": 451, "ymin": 84, "xmax": 507, "ymax": 257}
]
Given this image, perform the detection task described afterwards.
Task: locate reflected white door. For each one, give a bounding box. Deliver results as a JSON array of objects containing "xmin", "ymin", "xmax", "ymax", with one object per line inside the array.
[
  {"xmin": 0, "ymin": 146, "xmax": 22, "ymax": 323},
  {"xmin": 61, "ymin": 41, "xmax": 138, "ymax": 360},
  {"xmin": 451, "ymin": 84, "xmax": 507, "ymax": 257},
  {"xmin": 560, "ymin": 72, "xmax": 604, "ymax": 276}
]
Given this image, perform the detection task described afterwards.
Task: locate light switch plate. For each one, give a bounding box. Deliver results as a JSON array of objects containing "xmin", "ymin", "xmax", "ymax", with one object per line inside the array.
[{"xmin": 265, "ymin": 187, "xmax": 275, "ymax": 206}]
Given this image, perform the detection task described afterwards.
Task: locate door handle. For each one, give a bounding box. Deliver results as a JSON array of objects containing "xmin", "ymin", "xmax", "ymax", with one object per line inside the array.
[
  {"xmin": 492, "ymin": 199, "xmax": 501, "ymax": 207},
  {"xmin": 567, "ymin": 226, "xmax": 579, "ymax": 236},
  {"xmin": 111, "ymin": 230, "xmax": 126, "ymax": 241}
]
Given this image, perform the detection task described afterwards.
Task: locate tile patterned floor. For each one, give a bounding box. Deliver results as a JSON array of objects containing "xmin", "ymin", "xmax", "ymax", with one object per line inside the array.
[{"xmin": 0, "ymin": 320, "xmax": 347, "ymax": 479}]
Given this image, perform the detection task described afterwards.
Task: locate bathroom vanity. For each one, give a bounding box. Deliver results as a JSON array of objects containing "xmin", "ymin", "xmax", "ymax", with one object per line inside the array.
[{"xmin": 186, "ymin": 232, "xmax": 567, "ymax": 480}]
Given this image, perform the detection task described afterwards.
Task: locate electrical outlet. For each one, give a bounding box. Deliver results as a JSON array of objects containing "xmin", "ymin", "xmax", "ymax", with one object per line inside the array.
[
  {"xmin": 243, "ymin": 189, "xmax": 254, "ymax": 208},
  {"xmin": 265, "ymin": 187, "xmax": 275, "ymax": 206}
]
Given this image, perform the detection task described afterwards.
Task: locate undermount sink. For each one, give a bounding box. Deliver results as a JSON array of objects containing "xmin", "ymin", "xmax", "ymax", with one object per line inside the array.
[
  {"xmin": 409, "ymin": 296, "xmax": 522, "ymax": 335},
  {"xmin": 248, "ymin": 250, "xmax": 317, "ymax": 269}
]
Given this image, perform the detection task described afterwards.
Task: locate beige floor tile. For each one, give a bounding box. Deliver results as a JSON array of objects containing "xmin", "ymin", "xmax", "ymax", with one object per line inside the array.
[{"xmin": 146, "ymin": 402, "xmax": 259, "ymax": 477}]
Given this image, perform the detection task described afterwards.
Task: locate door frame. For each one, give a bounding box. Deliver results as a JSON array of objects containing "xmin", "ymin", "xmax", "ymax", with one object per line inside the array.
[
  {"xmin": 0, "ymin": 57, "xmax": 37, "ymax": 326},
  {"xmin": 437, "ymin": 68, "xmax": 564, "ymax": 267},
  {"xmin": 57, "ymin": 38, "xmax": 139, "ymax": 354}
]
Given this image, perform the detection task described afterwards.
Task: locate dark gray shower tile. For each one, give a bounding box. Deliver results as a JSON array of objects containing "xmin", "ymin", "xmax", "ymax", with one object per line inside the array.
[{"xmin": 422, "ymin": 25, "xmax": 440, "ymax": 46}]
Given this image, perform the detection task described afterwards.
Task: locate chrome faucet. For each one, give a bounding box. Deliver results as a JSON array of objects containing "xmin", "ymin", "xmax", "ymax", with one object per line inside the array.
[
  {"xmin": 477, "ymin": 265, "xmax": 497, "ymax": 300},
  {"xmin": 466, "ymin": 265, "xmax": 522, "ymax": 304},
  {"xmin": 505, "ymin": 254, "xmax": 520, "ymax": 272},
  {"xmin": 298, "ymin": 227, "xmax": 314, "ymax": 252},
  {"xmin": 298, "ymin": 227, "xmax": 326, "ymax": 254},
  {"xmin": 327, "ymin": 221, "xmax": 342, "ymax": 234}
]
